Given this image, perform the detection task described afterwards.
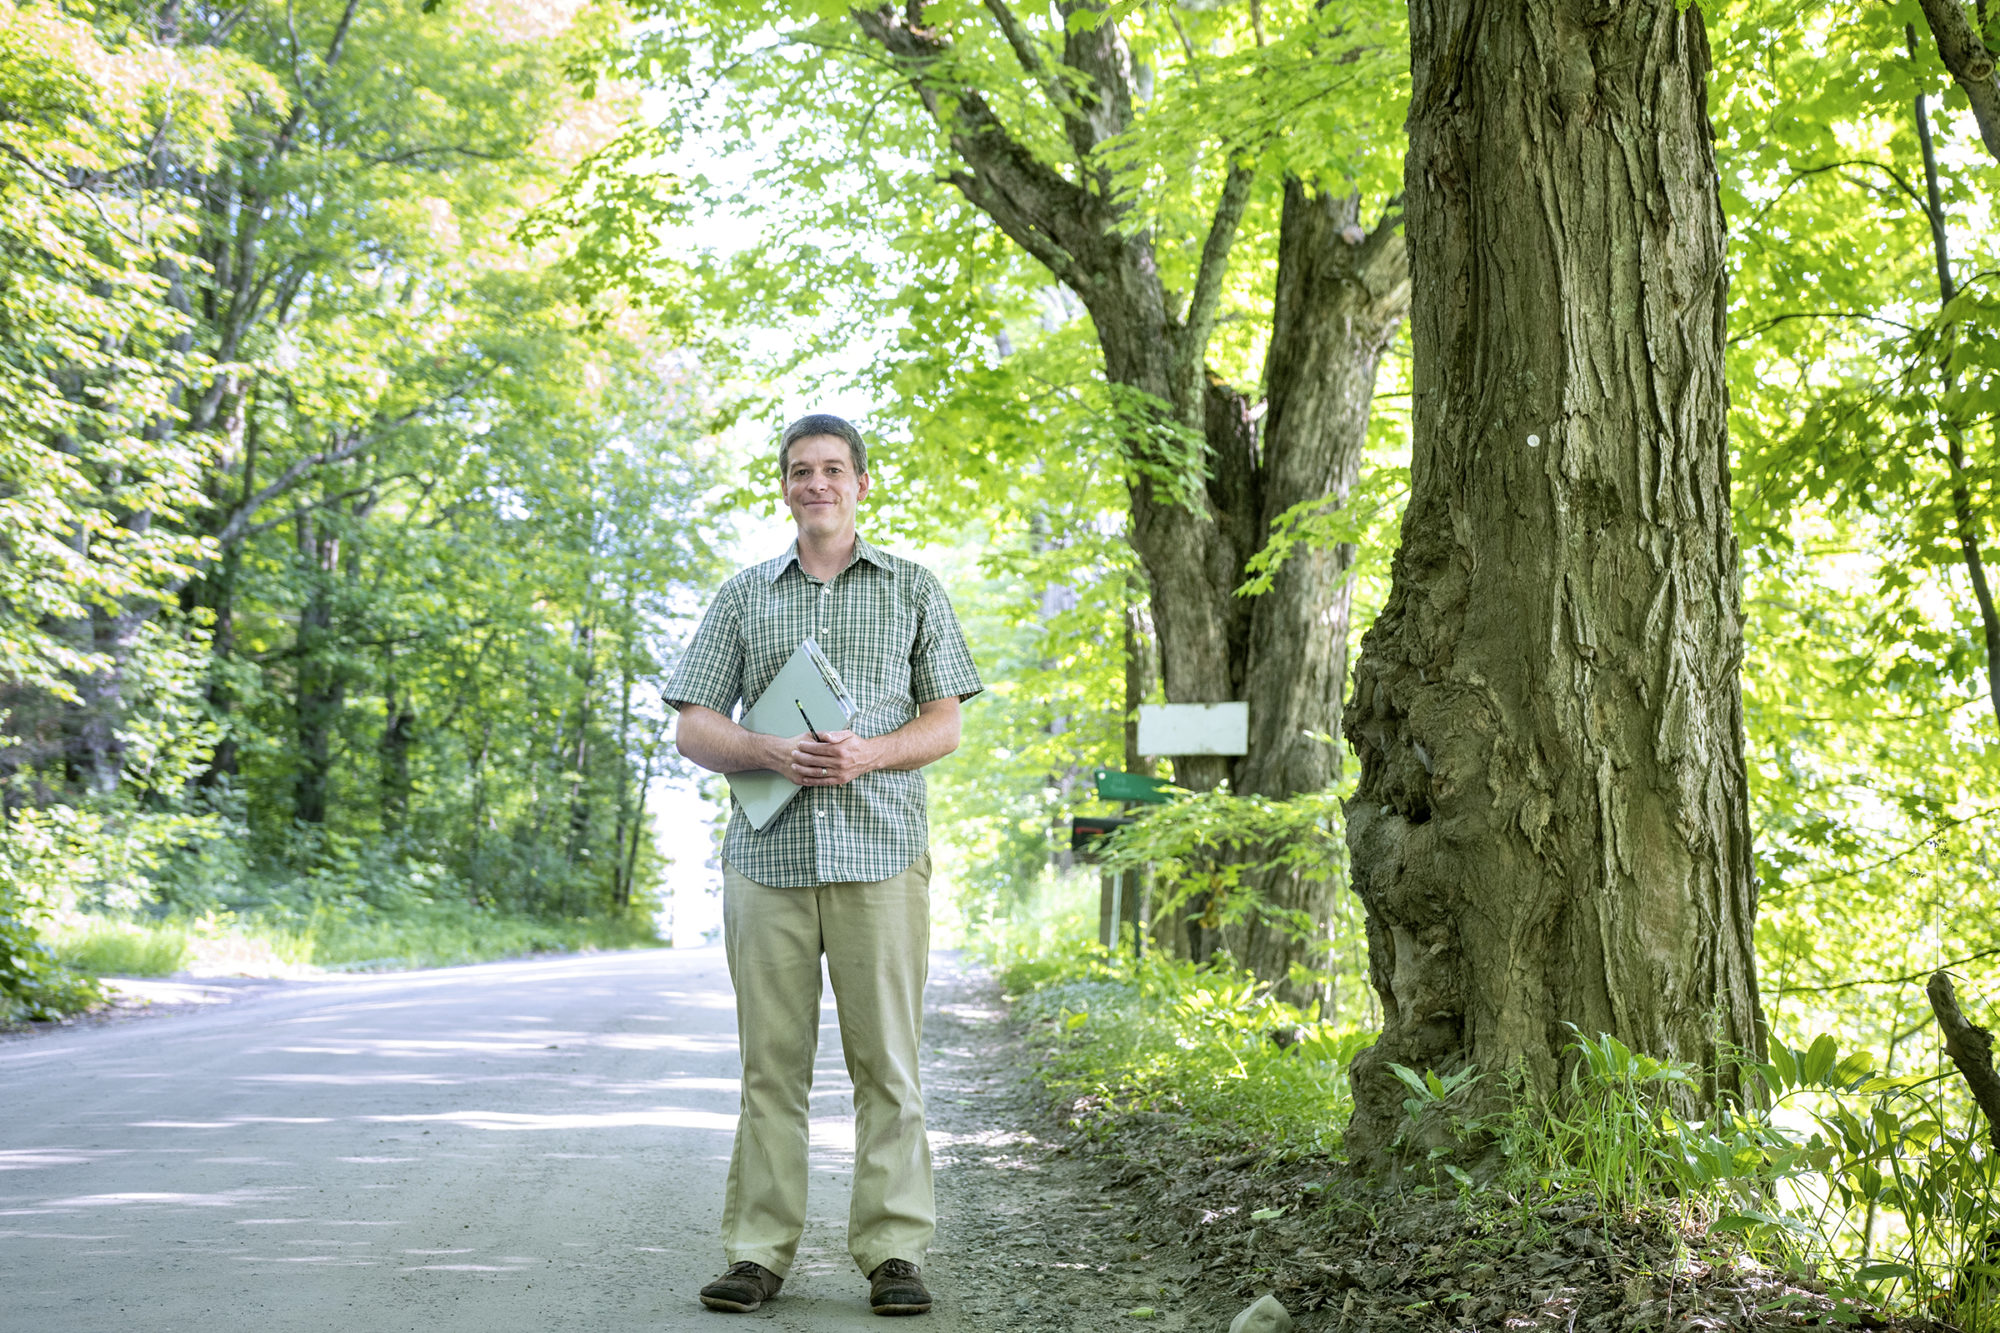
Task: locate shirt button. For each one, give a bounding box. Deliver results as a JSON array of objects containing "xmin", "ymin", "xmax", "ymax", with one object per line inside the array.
[
  {"xmin": 815, "ymin": 809, "xmax": 826, "ymax": 818},
  {"xmin": 821, "ymin": 585, "xmax": 831, "ymax": 596}
]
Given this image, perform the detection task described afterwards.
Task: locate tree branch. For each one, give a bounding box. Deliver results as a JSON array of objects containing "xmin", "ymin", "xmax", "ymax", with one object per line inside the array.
[
  {"xmin": 358, "ymin": 144, "xmax": 505, "ymax": 166},
  {"xmin": 209, "ymin": 373, "xmax": 471, "ymax": 554},
  {"xmin": 1726, "ymin": 308, "xmax": 1921, "ymax": 346},
  {"xmin": 980, "ymin": 0, "xmax": 1078, "ymax": 122},
  {"xmin": 1917, "ymin": 0, "xmax": 2000, "ymax": 163},
  {"xmin": 1053, "ymin": 0, "xmax": 1137, "ymax": 166},
  {"xmin": 1926, "ymin": 970, "xmax": 2000, "ymax": 1154},
  {"xmin": 237, "ymin": 474, "xmax": 422, "ymax": 542},
  {"xmin": 851, "ymin": 4, "xmax": 1090, "ymax": 282},
  {"xmin": 1772, "ymin": 944, "xmax": 2000, "ymax": 994},
  {"xmin": 1177, "ymin": 158, "xmax": 1257, "ymax": 376}
]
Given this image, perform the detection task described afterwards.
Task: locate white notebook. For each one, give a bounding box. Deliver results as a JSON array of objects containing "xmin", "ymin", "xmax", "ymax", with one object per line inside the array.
[{"xmin": 726, "ymin": 637, "xmax": 859, "ymax": 831}]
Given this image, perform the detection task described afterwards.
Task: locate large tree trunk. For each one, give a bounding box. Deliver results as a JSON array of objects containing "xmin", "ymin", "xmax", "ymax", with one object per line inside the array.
[
  {"xmin": 1340, "ymin": 0, "xmax": 1763, "ymax": 1167},
  {"xmin": 1227, "ymin": 182, "xmax": 1410, "ymax": 995}
]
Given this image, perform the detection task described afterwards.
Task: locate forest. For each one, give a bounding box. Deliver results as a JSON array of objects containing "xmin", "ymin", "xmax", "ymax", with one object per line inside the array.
[{"xmin": 2, "ymin": 0, "xmax": 1998, "ymax": 1325}]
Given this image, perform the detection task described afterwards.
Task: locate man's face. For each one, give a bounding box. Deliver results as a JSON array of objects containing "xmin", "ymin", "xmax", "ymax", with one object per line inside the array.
[{"xmin": 781, "ymin": 433, "xmax": 870, "ymax": 540}]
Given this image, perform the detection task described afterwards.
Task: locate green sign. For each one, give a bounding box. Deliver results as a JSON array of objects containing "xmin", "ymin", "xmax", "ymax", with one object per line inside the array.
[{"xmin": 1093, "ymin": 768, "xmax": 1185, "ymax": 805}]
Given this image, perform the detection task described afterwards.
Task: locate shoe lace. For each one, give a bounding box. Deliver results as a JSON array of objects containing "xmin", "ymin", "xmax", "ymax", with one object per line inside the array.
[
  {"xmin": 725, "ymin": 1261, "xmax": 769, "ymax": 1279},
  {"xmin": 875, "ymin": 1259, "xmax": 919, "ymax": 1280}
]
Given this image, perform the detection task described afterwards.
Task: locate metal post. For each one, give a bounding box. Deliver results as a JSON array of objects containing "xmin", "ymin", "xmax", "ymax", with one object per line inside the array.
[
  {"xmin": 1137, "ymin": 874, "xmax": 1149, "ymax": 959},
  {"xmin": 1108, "ymin": 872, "xmax": 1123, "ymax": 954}
]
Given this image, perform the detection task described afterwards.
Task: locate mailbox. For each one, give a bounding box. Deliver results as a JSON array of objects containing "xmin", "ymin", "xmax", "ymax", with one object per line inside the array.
[{"xmin": 1070, "ymin": 814, "xmax": 1133, "ymax": 863}]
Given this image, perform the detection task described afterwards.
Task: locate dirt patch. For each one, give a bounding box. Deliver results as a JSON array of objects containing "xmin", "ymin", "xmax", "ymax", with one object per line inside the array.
[
  {"xmin": 1090, "ymin": 1128, "xmax": 1851, "ymax": 1332},
  {"xmin": 923, "ymin": 953, "xmax": 1237, "ymax": 1331}
]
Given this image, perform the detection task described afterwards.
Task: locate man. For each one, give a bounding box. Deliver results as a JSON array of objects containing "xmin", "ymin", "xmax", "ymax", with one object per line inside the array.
[{"xmin": 665, "ymin": 413, "xmax": 981, "ymax": 1318}]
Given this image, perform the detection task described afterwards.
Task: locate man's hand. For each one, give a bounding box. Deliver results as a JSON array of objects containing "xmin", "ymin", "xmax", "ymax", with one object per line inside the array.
[
  {"xmin": 791, "ymin": 730, "xmax": 877, "ymax": 786},
  {"xmin": 674, "ymin": 696, "xmax": 961, "ymax": 784}
]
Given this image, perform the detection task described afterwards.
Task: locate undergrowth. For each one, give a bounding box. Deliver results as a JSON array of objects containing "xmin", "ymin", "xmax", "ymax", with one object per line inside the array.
[
  {"xmin": 42, "ymin": 900, "xmax": 661, "ymax": 981},
  {"xmin": 983, "ymin": 877, "xmax": 1373, "ymax": 1159},
  {"xmin": 1389, "ymin": 1029, "xmax": 2000, "ymax": 1330},
  {"xmin": 987, "ymin": 878, "xmax": 1999, "ymax": 1330}
]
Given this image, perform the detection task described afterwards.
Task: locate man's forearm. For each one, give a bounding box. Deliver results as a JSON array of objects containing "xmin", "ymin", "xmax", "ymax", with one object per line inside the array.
[
  {"xmin": 863, "ymin": 700, "xmax": 962, "ymax": 772},
  {"xmin": 674, "ymin": 704, "xmax": 790, "ymax": 775}
]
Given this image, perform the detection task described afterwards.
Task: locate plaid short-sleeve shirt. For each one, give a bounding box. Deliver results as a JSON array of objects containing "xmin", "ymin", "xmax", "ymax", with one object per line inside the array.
[{"xmin": 665, "ymin": 536, "xmax": 983, "ymax": 888}]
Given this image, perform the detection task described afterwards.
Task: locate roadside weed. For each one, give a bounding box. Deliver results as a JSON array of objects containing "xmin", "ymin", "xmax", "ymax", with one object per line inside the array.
[
  {"xmin": 47, "ymin": 917, "xmax": 194, "ymax": 976},
  {"xmin": 1387, "ymin": 1027, "xmax": 2000, "ymax": 1329},
  {"xmin": 1001, "ymin": 931, "xmax": 1373, "ymax": 1157}
]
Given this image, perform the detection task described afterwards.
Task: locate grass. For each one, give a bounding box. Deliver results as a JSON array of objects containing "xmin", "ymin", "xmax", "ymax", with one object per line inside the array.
[
  {"xmin": 44, "ymin": 899, "xmax": 662, "ymax": 978},
  {"xmin": 980, "ymin": 873, "xmax": 1372, "ymax": 1159},
  {"xmin": 48, "ymin": 917, "xmax": 194, "ymax": 976}
]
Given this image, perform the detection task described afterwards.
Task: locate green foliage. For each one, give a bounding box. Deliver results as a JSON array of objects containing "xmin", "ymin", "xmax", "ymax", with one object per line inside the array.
[
  {"xmin": 0, "ymin": 914, "xmax": 101, "ymax": 1023},
  {"xmin": 986, "ymin": 875, "xmax": 1373, "ymax": 1158},
  {"xmin": 0, "ymin": 3, "xmax": 238, "ymax": 698},
  {"xmin": 1736, "ymin": 1032, "xmax": 2000, "ymax": 1329},
  {"xmin": 0, "ymin": 0, "xmax": 731, "ymax": 1020},
  {"xmin": 923, "ymin": 528, "xmax": 1138, "ymax": 917},
  {"xmin": 1709, "ymin": 0, "xmax": 2000, "ymax": 1117},
  {"xmin": 1091, "ymin": 787, "xmax": 1346, "ymax": 943},
  {"xmin": 256, "ymin": 899, "xmax": 661, "ymax": 973}
]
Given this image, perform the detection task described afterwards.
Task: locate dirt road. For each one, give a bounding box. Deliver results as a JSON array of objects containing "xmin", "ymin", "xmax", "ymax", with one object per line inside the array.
[{"xmin": 0, "ymin": 949, "xmax": 1198, "ymax": 1333}]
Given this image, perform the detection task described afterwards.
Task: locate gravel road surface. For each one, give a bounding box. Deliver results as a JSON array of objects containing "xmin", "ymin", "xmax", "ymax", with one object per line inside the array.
[{"xmin": 1, "ymin": 948, "xmax": 1192, "ymax": 1333}]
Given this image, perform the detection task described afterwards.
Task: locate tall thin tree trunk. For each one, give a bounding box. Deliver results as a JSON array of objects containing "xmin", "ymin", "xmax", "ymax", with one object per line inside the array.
[
  {"xmin": 293, "ymin": 514, "xmax": 342, "ymax": 828},
  {"xmin": 610, "ymin": 649, "xmax": 636, "ymax": 908},
  {"xmin": 1907, "ymin": 24, "xmax": 2000, "ymax": 727},
  {"xmin": 1341, "ymin": 0, "xmax": 1763, "ymax": 1166},
  {"xmin": 380, "ymin": 650, "xmax": 413, "ymax": 834},
  {"xmin": 564, "ymin": 620, "xmax": 598, "ymax": 869}
]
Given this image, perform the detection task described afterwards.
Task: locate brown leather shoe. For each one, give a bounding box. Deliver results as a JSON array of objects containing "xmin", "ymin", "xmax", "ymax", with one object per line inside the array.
[
  {"xmin": 868, "ymin": 1258, "xmax": 932, "ymax": 1315},
  {"xmin": 700, "ymin": 1260, "xmax": 783, "ymax": 1312}
]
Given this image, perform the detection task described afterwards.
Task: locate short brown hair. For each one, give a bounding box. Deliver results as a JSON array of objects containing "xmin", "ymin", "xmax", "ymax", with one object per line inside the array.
[{"xmin": 778, "ymin": 413, "xmax": 868, "ymax": 479}]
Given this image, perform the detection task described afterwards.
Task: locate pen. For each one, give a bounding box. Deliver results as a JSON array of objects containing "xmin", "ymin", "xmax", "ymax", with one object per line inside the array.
[{"xmin": 795, "ymin": 700, "xmax": 829, "ymax": 744}]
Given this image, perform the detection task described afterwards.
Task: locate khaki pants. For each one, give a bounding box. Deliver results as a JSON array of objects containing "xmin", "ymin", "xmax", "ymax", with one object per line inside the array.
[{"xmin": 720, "ymin": 855, "xmax": 933, "ymax": 1277}]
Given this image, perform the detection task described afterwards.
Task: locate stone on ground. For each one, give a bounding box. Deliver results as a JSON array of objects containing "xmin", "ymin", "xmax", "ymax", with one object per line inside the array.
[{"xmin": 1227, "ymin": 1293, "xmax": 1292, "ymax": 1333}]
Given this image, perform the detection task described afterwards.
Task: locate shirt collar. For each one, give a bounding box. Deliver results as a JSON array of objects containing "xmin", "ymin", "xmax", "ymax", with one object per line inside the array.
[{"xmin": 766, "ymin": 535, "xmax": 894, "ymax": 584}]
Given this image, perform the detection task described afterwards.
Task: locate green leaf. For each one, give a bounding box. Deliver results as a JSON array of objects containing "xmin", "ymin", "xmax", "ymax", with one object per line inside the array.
[{"xmin": 1802, "ymin": 1034, "xmax": 1839, "ymax": 1085}]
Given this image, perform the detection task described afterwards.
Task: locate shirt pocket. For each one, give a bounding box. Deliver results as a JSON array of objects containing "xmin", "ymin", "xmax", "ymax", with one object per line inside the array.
[
  {"xmin": 741, "ymin": 586, "xmax": 808, "ymax": 706},
  {"xmin": 858, "ymin": 613, "xmax": 917, "ymax": 708}
]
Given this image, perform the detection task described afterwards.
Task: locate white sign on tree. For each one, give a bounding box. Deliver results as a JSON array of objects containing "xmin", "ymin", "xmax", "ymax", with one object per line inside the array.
[{"xmin": 1137, "ymin": 702, "xmax": 1249, "ymax": 756}]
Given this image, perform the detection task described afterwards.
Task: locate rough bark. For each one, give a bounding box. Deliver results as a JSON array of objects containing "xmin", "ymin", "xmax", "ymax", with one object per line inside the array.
[
  {"xmin": 852, "ymin": 1, "xmax": 1411, "ymax": 986},
  {"xmin": 1341, "ymin": 0, "xmax": 1763, "ymax": 1166},
  {"xmin": 1916, "ymin": 0, "xmax": 2000, "ymax": 164}
]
